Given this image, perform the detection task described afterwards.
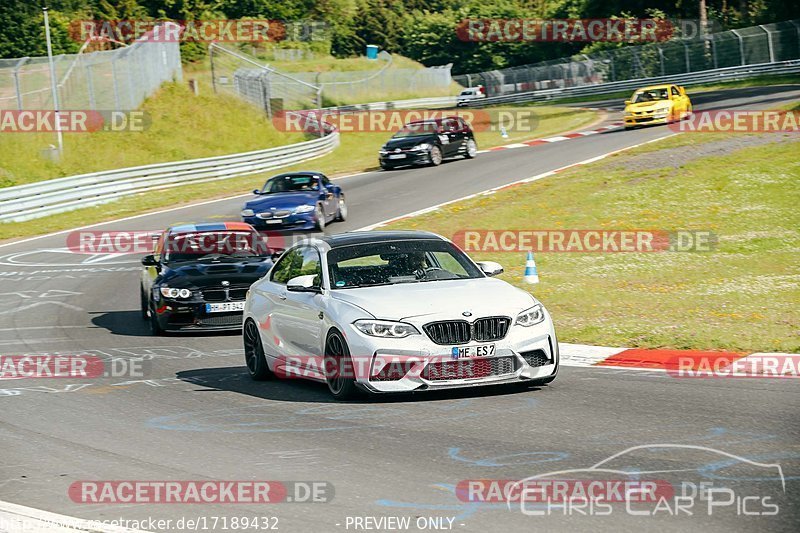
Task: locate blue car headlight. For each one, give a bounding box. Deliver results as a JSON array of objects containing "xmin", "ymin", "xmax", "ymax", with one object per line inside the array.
[
  {"xmin": 294, "ymin": 205, "xmax": 316, "ymax": 214},
  {"xmin": 241, "ymin": 209, "xmax": 255, "ymax": 217}
]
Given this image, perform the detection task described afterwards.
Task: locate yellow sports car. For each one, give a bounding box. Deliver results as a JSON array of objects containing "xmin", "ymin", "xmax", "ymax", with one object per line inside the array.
[{"xmin": 623, "ymin": 84, "xmax": 692, "ymax": 130}]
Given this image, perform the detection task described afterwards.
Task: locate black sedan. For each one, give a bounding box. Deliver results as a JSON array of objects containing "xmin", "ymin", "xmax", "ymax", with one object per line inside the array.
[
  {"xmin": 378, "ymin": 116, "xmax": 478, "ymax": 170},
  {"xmin": 140, "ymin": 222, "xmax": 275, "ymax": 335}
]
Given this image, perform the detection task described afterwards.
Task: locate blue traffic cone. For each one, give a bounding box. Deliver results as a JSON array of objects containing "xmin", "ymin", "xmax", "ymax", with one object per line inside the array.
[{"xmin": 523, "ymin": 251, "xmax": 539, "ymax": 284}]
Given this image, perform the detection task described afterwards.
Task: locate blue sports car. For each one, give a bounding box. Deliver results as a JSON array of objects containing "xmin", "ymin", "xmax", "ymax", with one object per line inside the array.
[{"xmin": 240, "ymin": 171, "xmax": 347, "ymax": 231}]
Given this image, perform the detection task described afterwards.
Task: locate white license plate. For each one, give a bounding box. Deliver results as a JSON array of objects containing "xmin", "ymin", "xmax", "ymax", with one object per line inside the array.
[
  {"xmin": 265, "ymin": 219, "xmax": 283, "ymax": 224},
  {"xmin": 388, "ymin": 154, "xmax": 406, "ymax": 159},
  {"xmin": 205, "ymin": 302, "xmax": 245, "ymax": 313},
  {"xmin": 451, "ymin": 344, "xmax": 495, "ymax": 359}
]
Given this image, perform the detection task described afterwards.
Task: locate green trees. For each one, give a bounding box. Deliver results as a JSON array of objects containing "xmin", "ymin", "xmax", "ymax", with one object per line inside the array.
[{"xmin": 1, "ymin": 0, "xmax": 798, "ymax": 68}]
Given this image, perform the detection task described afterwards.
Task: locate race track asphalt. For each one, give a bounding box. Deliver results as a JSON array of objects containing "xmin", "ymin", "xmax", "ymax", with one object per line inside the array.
[{"xmin": 1, "ymin": 85, "xmax": 798, "ymax": 533}]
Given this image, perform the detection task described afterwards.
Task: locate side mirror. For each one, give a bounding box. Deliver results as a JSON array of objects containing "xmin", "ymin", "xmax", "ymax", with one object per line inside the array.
[
  {"xmin": 141, "ymin": 255, "xmax": 158, "ymax": 266},
  {"xmin": 253, "ymin": 189, "xmax": 262, "ymax": 195},
  {"xmin": 624, "ymin": 100, "xmax": 631, "ymax": 105},
  {"xmin": 287, "ymin": 274, "xmax": 321, "ymax": 293},
  {"xmin": 476, "ymin": 261, "xmax": 503, "ymax": 277}
]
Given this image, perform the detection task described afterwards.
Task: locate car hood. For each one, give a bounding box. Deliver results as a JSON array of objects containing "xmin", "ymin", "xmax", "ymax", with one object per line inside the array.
[
  {"xmin": 330, "ymin": 277, "xmax": 537, "ymax": 321},
  {"xmin": 383, "ymin": 134, "xmax": 438, "ymax": 151},
  {"xmin": 160, "ymin": 259, "xmax": 272, "ymax": 288},
  {"xmin": 625, "ymin": 101, "xmax": 673, "ymax": 112},
  {"xmin": 245, "ymin": 191, "xmax": 317, "ymax": 210}
]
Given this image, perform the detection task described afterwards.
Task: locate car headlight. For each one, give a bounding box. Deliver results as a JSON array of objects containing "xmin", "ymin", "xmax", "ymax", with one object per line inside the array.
[
  {"xmin": 160, "ymin": 287, "xmax": 192, "ymax": 299},
  {"xmin": 294, "ymin": 204, "xmax": 316, "ymax": 214},
  {"xmin": 379, "ymin": 148, "xmax": 388, "ymax": 154},
  {"xmin": 353, "ymin": 319, "xmax": 419, "ymax": 338},
  {"xmin": 411, "ymin": 143, "xmax": 431, "ymax": 151},
  {"xmin": 654, "ymin": 107, "xmax": 671, "ymax": 115},
  {"xmin": 241, "ymin": 209, "xmax": 255, "ymax": 217},
  {"xmin": 516, "ymin": 304, "xmax": 545, "ymax": 327}
]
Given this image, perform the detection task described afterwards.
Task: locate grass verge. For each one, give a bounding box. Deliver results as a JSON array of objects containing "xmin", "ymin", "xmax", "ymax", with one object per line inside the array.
[
  {"xmin": 383, "ymin": 133, "xmax": 800, "ymax": 353},
  {"xmin": 0, "ymin": 106, "xmax": 597, "ymax": 241},
  {"xmin": 0, "ymin": 83, "xmax": 305, "ymax": 188}
]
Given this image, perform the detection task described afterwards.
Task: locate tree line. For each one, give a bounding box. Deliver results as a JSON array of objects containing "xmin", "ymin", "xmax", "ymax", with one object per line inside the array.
[{"xmin": 2, "ymin": 1, "xmax": 798, "ymax": 73}]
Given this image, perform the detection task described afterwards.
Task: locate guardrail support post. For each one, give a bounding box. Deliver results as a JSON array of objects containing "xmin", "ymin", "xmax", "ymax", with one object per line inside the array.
[
  {"xmin": 683, "ymin": 40, "xmax": 691, "ymax": 72},
  {"xmin": 730, "ymin": 29, "xmax": 746, "ymax": 65},
  {"xmin": 12, "ymin": 57, "xmax": 28, "ymax": 110},
  {"xmin": 657, "ymin": 46, "xmax": 665, "ymax": 76},
  {"xmin": 759, "ymin": 25, "xmax": 776, "ymax": 63},
  {"xmin": 791, "ymin": 20, "xmax": 800, "ymax": 57},
  {"xmin": 209, "ymin": 44, "xmax": 217, "ymax": 94}
]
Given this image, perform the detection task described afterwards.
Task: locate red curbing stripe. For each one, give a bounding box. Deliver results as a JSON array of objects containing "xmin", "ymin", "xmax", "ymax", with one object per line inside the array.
[
  {"xmin": 564, "ymin": 133, "xmax": 583, "ymax": 138},
  {"xmin": 597, "ymin": 348, "xmax": 748, "ymax": 371},
  {"xmin": 487, "ymin": 146, "xmax": 508, "ymax": 151},
  {"xmin": 523, "ymin": 140, "xmax": 547, "ymax": 146}
]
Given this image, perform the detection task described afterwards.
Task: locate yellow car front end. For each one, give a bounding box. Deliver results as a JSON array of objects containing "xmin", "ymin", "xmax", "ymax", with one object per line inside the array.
[{"xmin": 623, "ymin": 84, "xmax": 692, "ymax": 130}]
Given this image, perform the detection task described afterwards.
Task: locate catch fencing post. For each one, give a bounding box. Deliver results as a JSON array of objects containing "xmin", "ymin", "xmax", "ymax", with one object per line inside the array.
[
  {"xmin": 759, "ymin": 25, "xmax": 776, "ymax": 63},
  {"xmin": 730, "ymin": 29, "xmax": 746, "ymax": 65},
  {"xmin": 12, "ymin": 57, "xmax": 28, "ymax": 110}
]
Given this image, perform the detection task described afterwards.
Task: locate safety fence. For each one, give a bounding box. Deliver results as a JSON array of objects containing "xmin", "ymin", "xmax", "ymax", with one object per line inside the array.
[
  {"xmin": 0, "ymin": 23, "xmax": 182, "ymax": 111},
  {"xmin": 454, "ymin": 20, "xmax": 800, "ymax": 96}
]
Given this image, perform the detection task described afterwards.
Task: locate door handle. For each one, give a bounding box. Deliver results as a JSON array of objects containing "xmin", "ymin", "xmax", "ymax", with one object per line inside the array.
[{"xmin": 278, "ymin": 292, "xmax": 287, "ymax": 300}]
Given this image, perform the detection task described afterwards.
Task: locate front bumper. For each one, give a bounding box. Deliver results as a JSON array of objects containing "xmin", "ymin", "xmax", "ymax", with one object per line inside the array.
[
  {"xmin": 242, "ymin": 213, "xmax": 316, "ymax": 231},
  {"xmin": 153, "ymin": 300, "xmax": 244, "ymax": 331},
  {"xmin": 344, "ymin": 320, "xmax": 559, "ymax": 393},
  {"xmin": 624, "ymin": 113, "xmax": 670, "ymax": 127},
  {"xmin": 379, "ymin": 149, "xmax": 432, "ymax": 168}
]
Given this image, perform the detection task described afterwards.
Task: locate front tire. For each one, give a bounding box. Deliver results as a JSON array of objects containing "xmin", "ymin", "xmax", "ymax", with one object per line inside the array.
[
  {"xmin": 429, "ymin": 146, "xmax": 442, "ymax": 166},
  {"xmin": 244, "ymin": 319, "xmax": 273, "ymax": 380},
  {"xmin": 324, "ymin": 330, "xmax": 359, "ymax": 400},
  {"xmin": 149, "ymin": 304, "xmax": 164, "ymax": 336},
  {"xmin": 464, "ymin": 139, "xmax": 478, "ymax": 159},
  {"xmin": 140, "ymin": 289, "xmax": 149, "ymax": 320},
  {"xmin": 314, "ymin": 203, "xmax": 326, "ymax": 231},
  {"xmin": 335, "ymin": 194, "xmax": 347, "ymax": 222}
]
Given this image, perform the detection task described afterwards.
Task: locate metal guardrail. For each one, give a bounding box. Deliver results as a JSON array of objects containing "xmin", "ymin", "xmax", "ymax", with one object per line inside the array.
[
  {"xmin": 462, "ymin": 60, "xmax": 800, "ymax": 107},
  {"xmin": 0, "ymin": 95, "xmax": 456, "ymax": 223},
  {"xmin": 2, "ymin": 58, "xmax": 795, "ymax": 223},
  {"xmin": 0, "ymin": 132, "xmax": 339, "ymax": 222}
]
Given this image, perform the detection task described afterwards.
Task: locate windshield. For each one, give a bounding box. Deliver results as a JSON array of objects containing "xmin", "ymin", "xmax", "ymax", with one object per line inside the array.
[
  {"xmin": 327, "ymin": 239, "xmax": 482, "ymax": 289},
  {"xmin": 632, "ymin": 88, "xmax": 669, "ymax": 103},
  {"xmin": 163, "ymin": 231, "xmax": 269, "ymax": 263},
  {"xmin": 392, "ymin": 121, "xmax": 439, "ymax": 138},
  {"xmin": 262, "ymin": 175, "xmax": 320, "ymax": 193}
]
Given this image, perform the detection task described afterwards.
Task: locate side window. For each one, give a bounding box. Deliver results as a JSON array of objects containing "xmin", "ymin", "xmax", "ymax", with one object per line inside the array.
[
  {"xmin": 671, "ymin": 86, "xmax": 680, "ymax": 97},
  {"xmin": 320, "ymin": 175, "xmax": 331, "ymax": 187},
  {"xmin": 299, "ymin": 247, "xmax": 323, "ymax": 286},
  {"xmin": 456, "ymin": 117, "xmax": 469, "ymax": 132},
  {"xmin": 271, "ymin": 248, "xmax": 304, "ymax": 284},
  {"xmin": 443, "ymin": 119, "xmax": 457, "ymax": 133},
  {"xmin": 153, "ymin": 232, "xmax": 166, "ymax": 261}
]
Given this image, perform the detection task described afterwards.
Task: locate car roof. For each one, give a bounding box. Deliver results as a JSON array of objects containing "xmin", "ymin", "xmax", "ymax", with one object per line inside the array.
[
  {"xmin": 635, "ymin": 84, "xmax": 672, "ymax": 91},
  {"xmin": 167, "ymin": 222, "xmax": 254, "ymax": 234},
  {"xmin": 266, "ymin": 171, "xmax": 326, "ymax": 180},
  {"xmin": 405, "ymin": 116, "xmax": 464, "ymax": 126},
  {"xmin": 318, "ymin": 230, "xmax": 447, "ymax": 249}
]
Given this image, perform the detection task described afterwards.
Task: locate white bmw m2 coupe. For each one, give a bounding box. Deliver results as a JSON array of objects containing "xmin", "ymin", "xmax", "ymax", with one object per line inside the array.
[{"xmin": 243, "ymin": 231, "xmax": 558, "ymax": 399}]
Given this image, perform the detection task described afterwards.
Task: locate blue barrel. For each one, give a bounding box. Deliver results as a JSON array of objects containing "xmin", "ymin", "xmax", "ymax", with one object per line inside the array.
[{"xmin": 366, "ymin": 44, "xmax": 379, "ymax": 59}]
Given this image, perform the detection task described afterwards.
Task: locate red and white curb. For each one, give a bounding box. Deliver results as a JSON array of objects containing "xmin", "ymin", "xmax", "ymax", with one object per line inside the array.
[
  {"xmin": 478, "ymin": 121, "xmax": 624, "ymax": 153},
  {"xmin": 560, "ymin": 343, "xmax": 798, "ymax": 376}
]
